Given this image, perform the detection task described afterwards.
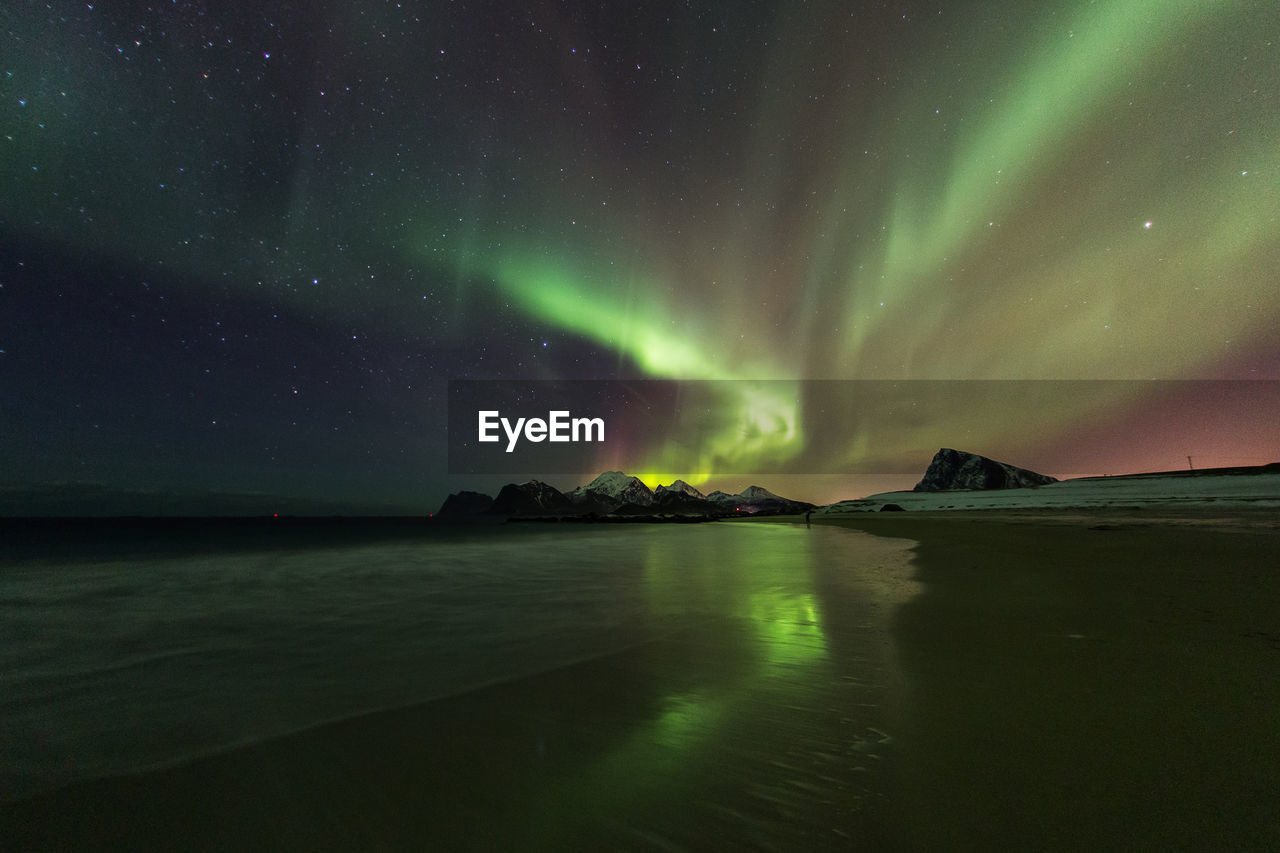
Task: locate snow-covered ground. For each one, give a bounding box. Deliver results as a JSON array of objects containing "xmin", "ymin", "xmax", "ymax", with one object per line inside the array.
[{"xmin": 818, "ymin": 471, "xmax": 1280, "ymax": 513}]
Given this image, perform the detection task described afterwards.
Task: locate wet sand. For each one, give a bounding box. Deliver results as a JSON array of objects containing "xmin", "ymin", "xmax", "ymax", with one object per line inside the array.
[
  {"xmin": 0, "ymin": 615, "xmax": 905, "ymax": 851},
  {"xmin": 825, "ymin": 509, "xmax": 1280, "ymax": 850},
  {"xmin": 0, "ymin": 634, "xmax": 763, "ymax": 851},
  {"xmin": 3, "ymin": 511, "xmax": 1278, "ymax": 850}
]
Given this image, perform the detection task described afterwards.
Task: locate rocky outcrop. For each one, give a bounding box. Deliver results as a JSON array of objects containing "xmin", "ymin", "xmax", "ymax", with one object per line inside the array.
[{"xmin": 913, "ymin": 448, "xmax": 1057, "ymax": 492}]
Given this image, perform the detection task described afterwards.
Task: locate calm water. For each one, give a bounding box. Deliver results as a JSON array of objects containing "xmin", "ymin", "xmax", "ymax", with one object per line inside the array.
[{"xmin": 1, "ymin": 521, "xmax": 920, "ymax": 844}]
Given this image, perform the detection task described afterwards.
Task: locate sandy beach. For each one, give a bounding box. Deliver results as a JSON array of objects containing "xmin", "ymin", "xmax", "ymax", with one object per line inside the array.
[
  {"xmin": 823, "ymin": 508, "xmax": 1280, "ymax": 850},
  {"xmin": 3, "ymin": 511, "xmax": 1277, "ymax": 850}
]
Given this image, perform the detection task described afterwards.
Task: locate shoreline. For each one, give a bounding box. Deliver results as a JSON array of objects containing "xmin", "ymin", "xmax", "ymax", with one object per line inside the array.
[
  {"xmin": 3, "ymin": 511, "xmax": 1277, "ymax": 849},
  {"xmin": 814, "ymin": 504, "xmax": 1280, "ymax": 531},
  {"xmin": 0, "ymin": 639, "xmax": 698, "ymax": 850}
]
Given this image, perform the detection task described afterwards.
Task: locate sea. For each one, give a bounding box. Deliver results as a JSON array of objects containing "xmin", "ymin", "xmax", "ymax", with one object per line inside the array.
[{"xmin": 1, "ymin": 518, "xmax": 921, "ymax": 848}]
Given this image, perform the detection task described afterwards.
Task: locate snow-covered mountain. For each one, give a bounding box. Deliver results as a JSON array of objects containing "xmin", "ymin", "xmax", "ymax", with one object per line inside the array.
[
  {"xmin": 436, "ymin": 472, "xmax": 814, "ymax": 518},
  {"xmin": 736, "ymin": 485, "xmax": 786, "ymax": 502},
  {"xmin": 706, "ymin": 485, "xmax": 781, "ymax": 504},
  {"xmin": 569, "ymin": 471, "xmax": 654, "ymax": 508},
  {"xmin": 706, "ymin": 486, "xmax": 814, "ymax": 514},
  {"xmin": 654, "ymin": 479, "xmax": 706, "ymax": 500}
]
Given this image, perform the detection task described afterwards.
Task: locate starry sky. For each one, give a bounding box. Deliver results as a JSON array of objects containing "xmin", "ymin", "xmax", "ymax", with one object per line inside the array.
[{"xmin": 2, "ymin": 0, "xmax": 1277, "ymax": 513}]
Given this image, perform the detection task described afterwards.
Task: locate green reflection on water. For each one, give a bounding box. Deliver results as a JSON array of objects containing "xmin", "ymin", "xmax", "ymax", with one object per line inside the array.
[
  {"xmin": 745, "ymin": 590, "xmax": 826, "ymax": 674},
  {"xmin": 638, "ymin": 524, "xmax": 830, "ymax": 748},
  {"xmin": 652, "ymin": 692, "xmax": 722, "ymax": 752},
  {"xmin": 641, "ymin": 524, "xmax": 828, "ymax": 660},
  {"xmin": 511, "ymin": 524, "xmax": 902, "ymax": 848}
]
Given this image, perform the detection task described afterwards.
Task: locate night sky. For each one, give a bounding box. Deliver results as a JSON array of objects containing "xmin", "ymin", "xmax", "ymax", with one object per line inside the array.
[{"xmin": 2, "ymin": 0, "xmax": 1277, "ymax": 513}]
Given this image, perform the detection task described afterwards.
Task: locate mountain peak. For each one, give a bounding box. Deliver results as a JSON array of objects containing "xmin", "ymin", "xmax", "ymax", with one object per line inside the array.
[
  {"xmin": 736, "ymin": 485, "xmax": 781, "ymax": 500},
  {"xmin": 570, "ymin": 471, "xmax": 654, "ymax": 507},
  {"xmin": 489, "ymin": 480, "xmax": 575, "ymax": 515},
  {"xmin": 439, "ymin": 473, "xmax": 812, "ymax": 518},
  {"xmin": 585, "ymin": 471, "xmax": 637, "ymax": 490},
  {"xmin": 654, "ymin": 479, "xmax": 706, "ymax": 500}
]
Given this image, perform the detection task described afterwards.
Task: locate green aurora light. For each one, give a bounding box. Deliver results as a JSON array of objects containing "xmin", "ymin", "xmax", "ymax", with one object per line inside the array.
[{"xmin": 420, "ymin": 0, "xmax": 1277, "ymax": 483}]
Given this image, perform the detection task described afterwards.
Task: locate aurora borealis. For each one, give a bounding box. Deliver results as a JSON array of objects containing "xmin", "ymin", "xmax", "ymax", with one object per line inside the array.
[{"xmin": 2, "ymin": 0, "xmax": 1277, "ymax": 511}]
